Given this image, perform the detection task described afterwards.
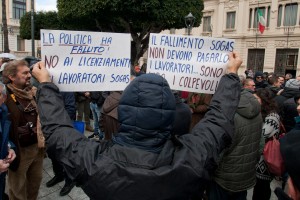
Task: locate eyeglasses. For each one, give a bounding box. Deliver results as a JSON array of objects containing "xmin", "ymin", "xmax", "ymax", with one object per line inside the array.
[{"xmin": 256, "ymin": 76, "xmax": 262, "ymax": 79}]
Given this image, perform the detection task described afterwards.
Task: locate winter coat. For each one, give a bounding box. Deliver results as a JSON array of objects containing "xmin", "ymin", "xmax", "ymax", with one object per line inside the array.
[
  {"xmin": 274, "ymin": 87, "xmax": 300, "ymax": 113},
  {"xmin": 214, "ymin": 89, "xmax": 262, "ymax": 192},
  {"xmin": 0, "ymin": 104, "xmax": 11, "ymax": 160},
  {"xmin": 267, "ymin": 86, "xmax": 281, "ymax": 98},
  {"xmin": 37, "ymin": 73, "xmax": 241, "ymax": 200},
  {"xmin": 5, "ymin": 89, "xmax": 39, "ymax": 171},
  {"xmin": 100, "ymin": 91, "xmax": 122, "ymax": 139},
  {"xmin": 256, "ymin": 112, "xmax": 280, "ymax": 181},
  {"xmin": 282, "ymin": 98, "xmax": 298, "ymax": 132},
  {"xmin": 0, "ymin": 104, "xmax": 11, "ymax": 200}
]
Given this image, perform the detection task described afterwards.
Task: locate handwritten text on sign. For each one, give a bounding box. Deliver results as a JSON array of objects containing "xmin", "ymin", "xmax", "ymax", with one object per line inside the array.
[
  {"xmin": 147, "ymin": 34, "xmax": 235, "ymax": 94},
  {"xmin": 41, "ymin": 29, "xmax": 131, "ymax": 92}
]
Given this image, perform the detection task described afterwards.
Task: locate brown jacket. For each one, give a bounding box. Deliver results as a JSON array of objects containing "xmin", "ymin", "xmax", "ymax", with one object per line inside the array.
[
  {"xmin": 101, "ymin": 92, "xmax": 122, "ymax": 140},
  {"xmin": 5, "ymin": 90, "xmax": 38, "ymax": 170}
]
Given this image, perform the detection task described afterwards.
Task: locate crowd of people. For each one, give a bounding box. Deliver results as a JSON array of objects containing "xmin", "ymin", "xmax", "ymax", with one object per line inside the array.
[{"xmin": 0, "ymin": 52, "xmax": 299, "ymax": 200}]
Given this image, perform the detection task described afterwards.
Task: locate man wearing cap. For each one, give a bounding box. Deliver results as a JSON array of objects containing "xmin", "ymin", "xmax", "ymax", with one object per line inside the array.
[{"xmin": 254, "ymin": 71, "xmax": 268, "ymax": 89}]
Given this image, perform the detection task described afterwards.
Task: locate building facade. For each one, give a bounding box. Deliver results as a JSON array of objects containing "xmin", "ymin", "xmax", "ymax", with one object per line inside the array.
[
  {"xmin": 0, "ymin": 0, "xmax": 37, "ymax": 58},
  {"xmin": 161, "ymin": 0, "xmax": 300, "ymax": 77}
]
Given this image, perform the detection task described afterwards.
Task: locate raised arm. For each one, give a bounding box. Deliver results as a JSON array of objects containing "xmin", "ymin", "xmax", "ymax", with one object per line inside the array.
[
  {"xmin": 179, "ymin": 52, "xmax": 242, "ymax": 174},
  {"xmin": 32, "ymin": 63, "xmax": 108, "ymax": 185}
]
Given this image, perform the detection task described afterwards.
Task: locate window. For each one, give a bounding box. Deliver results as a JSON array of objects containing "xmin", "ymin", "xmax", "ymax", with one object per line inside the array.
[
  {"xmin": 17, "ymin": 35, "xmax": 25, "ymax": 51},
  {"xmin": 226, "ymin": 12, "xmax": 236, "ymax": 29},
  {"xmin": 267, "ymin": 6, "xmax": 271, "ymax": 27},
  {"xmin": 203, "ymin": 16, "xmax": 212, "ymax": 32},
  {"xmin": 286, "ymin": 54, "xmax": 298, "ymax": 68},
  {"xmin": 247, "ymin": 49, "xmax": 265, "ymax": 72},
  {"xmin": 284, "ymin": 3, "xmax": 298, "ymax": 26},
  {"xmin": 249, "ymin": 9, "xmax": 253, "ymax": 28},
  {"xmin": 278, "ymin": 4, "xmax": 298, "ymax": 27},
  {"xmin": 253, "ymin": 7, "xmax": 266, "ymax": 28},
  {"xmin": 13, "ymin": 0, "xmax": 26, "ymax": 19},
  {"xmin": 278, "ymin": 5, "xmax": 282, "ymax": 27}
]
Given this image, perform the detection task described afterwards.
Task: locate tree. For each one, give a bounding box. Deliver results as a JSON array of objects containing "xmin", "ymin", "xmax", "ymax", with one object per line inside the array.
[
  {"xmin": 20, "ymin": 0, "xmax": 204, "ymax": 65},
  {"xmin": 2, "ymin": 0, "xmax": 9, "ymax": 52},
  {"xmin": 20, "ymin": 11, "xmax": 64, "ymax": 40}
]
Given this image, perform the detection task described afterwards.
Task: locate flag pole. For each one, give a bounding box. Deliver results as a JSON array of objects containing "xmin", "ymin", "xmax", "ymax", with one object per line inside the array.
[{"xmin": 255, "ymin": 0, "xmax": 259, "ymax": 71}]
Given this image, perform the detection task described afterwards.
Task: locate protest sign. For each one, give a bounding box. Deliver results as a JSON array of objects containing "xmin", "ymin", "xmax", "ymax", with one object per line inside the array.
[
  {"xmin": 147, "ymin": 33, "xmax": 235, "ymax": 94},
  {"xmin": 41, "ymin": 29, "xmax": 131, "ymax": 91}
]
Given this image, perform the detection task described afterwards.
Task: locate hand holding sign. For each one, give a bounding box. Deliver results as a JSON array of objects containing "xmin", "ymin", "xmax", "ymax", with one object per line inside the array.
[
  {"xmin": 32, "ymin": 62, "xmax": 51, "ymax": 83},
  {"xmin": 227, "ymin": 52, "xmax": 242, "ymax": 74}
]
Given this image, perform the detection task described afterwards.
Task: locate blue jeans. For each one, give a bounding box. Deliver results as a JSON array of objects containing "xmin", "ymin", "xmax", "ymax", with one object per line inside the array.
[{"xmin": 90, "ymin": 102, "xmax": 103, "ymax": 138}]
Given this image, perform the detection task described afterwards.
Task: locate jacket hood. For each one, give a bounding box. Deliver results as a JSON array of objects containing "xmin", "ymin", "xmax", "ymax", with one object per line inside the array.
[
  {"xmin": 236, "ymin": 89, "xmax": 261, "ymax": 119},
  {"xmin": 113, "ymin": 74, "xmax": 176, "ymax": 153},
  {"xmin": 281, "ymin": 87, "xmax": 300, "ymax": 98}
]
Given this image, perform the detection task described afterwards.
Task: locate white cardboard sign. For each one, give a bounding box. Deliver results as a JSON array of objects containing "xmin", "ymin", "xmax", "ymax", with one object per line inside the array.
[
  {"xmin": 41, "ymin": 29, "xmax": 131, "ymax": 91},
  {"xmin": 147, "ymin": 33, "xmax": 235, "ymax": 94}
]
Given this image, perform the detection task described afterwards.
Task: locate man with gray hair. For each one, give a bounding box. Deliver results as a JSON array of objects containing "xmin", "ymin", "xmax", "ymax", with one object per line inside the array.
[{"xmin": 243, "ymin": 78, "xmax": 256, "ymax": 93}]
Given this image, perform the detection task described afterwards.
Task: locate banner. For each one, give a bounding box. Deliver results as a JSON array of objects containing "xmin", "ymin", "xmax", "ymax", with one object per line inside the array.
[
  {"xmin": 41, "ymin": 29, "xmax": 131, "ymax": 91},
  {"xmin": 147, "ymin": 33, "xmax": 235, "ymax": 94}
]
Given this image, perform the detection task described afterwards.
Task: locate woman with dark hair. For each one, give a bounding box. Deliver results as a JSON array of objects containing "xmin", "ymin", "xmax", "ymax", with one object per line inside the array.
[{"xmin": 252, "ymin": 88, "xmax": 281, "ymax": 200}]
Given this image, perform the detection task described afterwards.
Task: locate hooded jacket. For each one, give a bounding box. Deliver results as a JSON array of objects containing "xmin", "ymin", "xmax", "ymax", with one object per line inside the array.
[
  {"xmin": 274, "ymin": 87, "xmax": 300, "ymax": 115},
  {"xmin": 214, "ymin": 89, "xmax": 262, "ymax": 192},
  {"xmin": 37, "ymin": 73, "xmax": 240, "ymax": 200}
]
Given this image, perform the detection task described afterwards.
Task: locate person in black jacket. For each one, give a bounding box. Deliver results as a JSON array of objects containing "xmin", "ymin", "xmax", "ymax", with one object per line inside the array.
[
  {"xmin": 254, "ymin": 71, "xmax": 268, "ymax": 89},
  {"xmin": 46, "ymin": 92, "xmax": 77, "ymax": 196},
  {"xmin": 275, "ymin": 94, "xmax": 300, "ymax": 200},
  {"xmin": 32, "ymin": 52, "xmax": 242, "ymax": 200},
  {"xmin": 274, "ymin": 79, "xmax": 300, "ymax": 132}
]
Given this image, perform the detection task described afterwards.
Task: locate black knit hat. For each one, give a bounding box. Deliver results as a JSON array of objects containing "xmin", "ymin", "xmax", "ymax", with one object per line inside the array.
[
  {"xmin": 254, "ymin": 71, "xmax": 264, "ymax": 79},
  {"xmin": 280, "ymin": 132, "xmax": 300, "ymax": 191}
]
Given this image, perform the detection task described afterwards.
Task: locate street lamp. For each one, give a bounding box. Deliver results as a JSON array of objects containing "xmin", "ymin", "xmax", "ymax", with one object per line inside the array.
[{"xmin": 185, "ymin": 12, "xmax": 195, "ymax": 35}]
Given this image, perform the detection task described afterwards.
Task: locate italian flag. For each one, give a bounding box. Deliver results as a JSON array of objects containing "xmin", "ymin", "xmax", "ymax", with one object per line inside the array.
[{"xmin": 258, "ymin": 9, "xmax": 266, "ymax": 34}]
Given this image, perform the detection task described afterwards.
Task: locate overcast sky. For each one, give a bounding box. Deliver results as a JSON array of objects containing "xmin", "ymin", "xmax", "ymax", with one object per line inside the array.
[{"xmin": 36, "ymin": 0, "xmax": 57, "ymax": 11}]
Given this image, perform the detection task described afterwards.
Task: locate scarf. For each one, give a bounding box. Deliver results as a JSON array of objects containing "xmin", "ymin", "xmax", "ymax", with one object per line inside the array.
[{"xmin": 7, "ymin": 84, "xmax": 45, "ymax": 148}]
